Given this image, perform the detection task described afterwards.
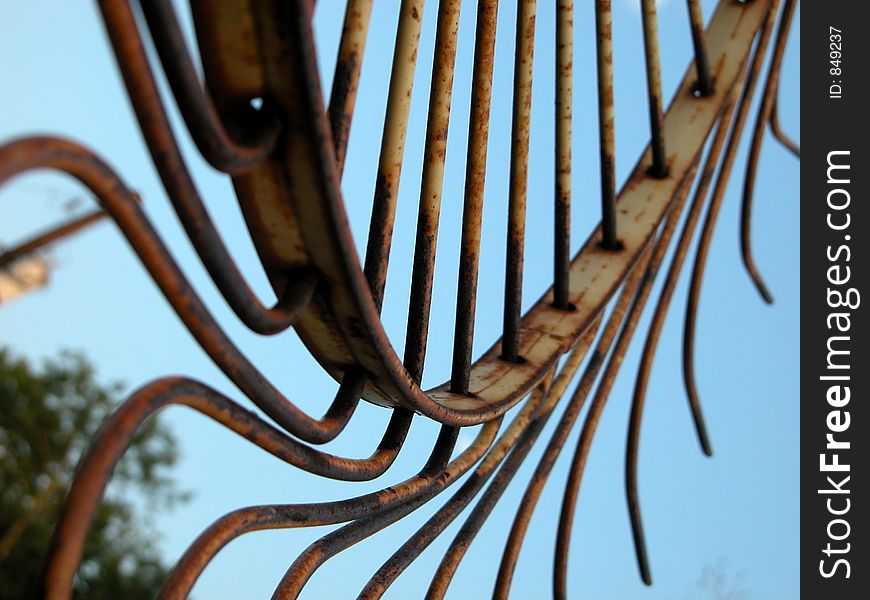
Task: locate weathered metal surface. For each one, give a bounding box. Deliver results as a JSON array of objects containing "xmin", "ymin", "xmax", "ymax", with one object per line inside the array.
[
  {"xmin": 683, "ymin": 0, "xmax": 780, "ymax": 452},
  {"xmin": 203, "ymin": 0, "xmax": 776, "ymax": 428},
  {"xmin": 404, "ymin": 0, "xmax": 462, "ymax": 383},
  {"xmin": 640, "ymin": 0, "xmax": 667, "ymax": 178},
  {"xmin": 595, "ymin": 0, "xmax": 618, "ymax": 250},
  {"xmin": 0, "ymin": 0, "xmax": 798, "ymax": 597},
  {"xmin": 741, "ymin": 0, "xmax": 798, "ymax": 305},
  {"xmin": 687, "ymin": 0, "xmax": 714, "ymax": 97},
  {"xmin": 501, "ymin": 0, "xmax": 537, "ymax": 363},
  {"xmin": 554, "ymin": 0, "xmax": 574, "ymax": 311},
  {"xmin": 450, "ymin": 0, "xmax": 498, "ymax": 394}
]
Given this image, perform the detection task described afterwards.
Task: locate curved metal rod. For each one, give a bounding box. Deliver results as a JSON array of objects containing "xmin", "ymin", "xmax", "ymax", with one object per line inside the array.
[
  {"xmin": 271, "ymin": 426, "xmax": 492, "ymax": 599},
  {"xmin": 426, "ymin": 241, "xmax": 657, "ymax": 600},
  {"xmin": 494, "ymin": 162, "xmax": 696, "ymax": 598},
  {"xmin": 157, "ymin": 420, "xmax": 502, "ymax": 599},
  {"xmin": 550, "ymin": 188, "xmax": 696, "ymax": 596},
  {"xmin": 98, "ymin": 0, "xmax": 311, "ymax": 337},
  {"xmin": 683, "ymin": 4, "xmax": 778, "ymax": 458},
  {"xmin": 623, "ymin": 91, "xmax": 741, "ymax": 588},
  {"xmin": 40, "ymin": 377, "xmax": 408, "ymax": 600},
  {"xmin": 740, "ymin": 0, "xmax": 798, "ymax": 304},
  {"xmin": 767, "ymin": 0, "xmax": 800, "ymax": 158},
  {"xmin": 0, "ymin": 136, "xmax": 397, "ymax": 445},
  {"xmin": 359, "ymin": 321, "xmax": 601, "ymax": 599},
  {"xmin": 250, "ymin": 0, "xmax": 775, "ymax": 426},
  {"xmin": 769, "ymin": 88, "xmax": 800, "ymax": 158},
  {"xmin": 138, "ymin": 0, "xmax": 280, "ymax": 174}
]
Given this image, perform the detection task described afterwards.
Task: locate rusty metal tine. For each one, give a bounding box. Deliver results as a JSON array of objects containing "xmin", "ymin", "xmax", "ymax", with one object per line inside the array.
[
  {"xmin": 223, "ymin": 0, "xmax": 776, "ymax": 427},
  {"xmin": 0, "ymin": 1, "xmax": 801, "ymax": 596},
  {"xmin": 595, "ymin": 0, "xmax": 618, "ymax": 250},
  {"xmin": 138, "ymin": 0, "xmax": 279, "ymax": 173},
  {"xmin": 354, "ymin": 375, "xmax": 552, "ymax": 599},
  {"xmin": 40, "ymin": 377, "xmax": 410, "ymax": 599},
  {"xmin": 0, "ymin": 208, "xmax": 107, "ymax": 270},
  {"xmin": 624, "ymin": 95, "xmax": 743, "ymax": 586},
  {"xmin": 626, "ymin": 85, "xmax": 740, "ymax": 464},
  {"xmin": 450, "ymin": 0, "xmax": 499, "ymax": 394},
  {"xmin": 489, "ymin": 161, "xmax": 695, "ymax": 598},
  {"xmin": 404, "ymin": 0, "xmax": 462, "ymax": 383},
  {"xmin": 360, "ymin": 324, "xmax": 600, "ymax": 599},
  {"xmin": 0, "ymin": 137, "xmax": 382, "ymax": 446},
  {"xmin": 270, "ymin": 422, "xmax": 503, "ymax": 600},
  {"xmin": 641, "ymin": 0, "xmax": 668, "ymax": 177},
  {"xmin": 684, "ymin": 3, "xmax": 779, "ymax": 454},
  {"xmin": 98, "ymin": 0, "xmax": 313, "ymax": 336},
  {"xmin": 329, "ymin": 0, "xmax": 375, "ymax": 177},
  {"xmin": 741, "ymin": 0, "xmax": 798, "ymax": 305},
  {"xmin": 770, "ymin": 90, "xmax": 800, "ymax": 158},
  {"xmin": 554, "ymin": 0, "xmax": 573, "ymax": 310},
  {"xmin": 552, "ymin": 171, "xmax": 698, "ymax": 596},
  {"xmin": 160, "ymin": 420, "xmax": 494, "ymax": 600},
  {"xmin": 501, "ymin": 0, "xmax": 537, "ymax": 362},
  {"xmin": 363, "ymin": 0, "xmax": 426, "ymax": 312},
  {"xmin": 686, "ymin": 0, "xmax": 713, "ymax": 96},
  {"xmin": 431, "ymin": 244, "xmax": 656, "ymax": 600},
  {"xmin": 765, "ymin": 0, "xmax": 799, "ymax": 158}
]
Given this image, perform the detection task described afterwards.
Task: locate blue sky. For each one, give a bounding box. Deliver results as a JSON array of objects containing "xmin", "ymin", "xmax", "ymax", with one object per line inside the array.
[{"xmin": 0, "ymin": 1, "xmax": 799, "ymax": 598}]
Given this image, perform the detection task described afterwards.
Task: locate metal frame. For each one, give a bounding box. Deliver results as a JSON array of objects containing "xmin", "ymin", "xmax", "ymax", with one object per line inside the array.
[{"xmin": 0, "ymin": 0, "xmax": 799, "ymax": 597}]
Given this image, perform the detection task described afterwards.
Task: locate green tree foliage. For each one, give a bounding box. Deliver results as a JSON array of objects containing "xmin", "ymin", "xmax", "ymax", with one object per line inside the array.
[{"xmin": 0, "ymin": 348, "xmax": 186, "ymax": 599}]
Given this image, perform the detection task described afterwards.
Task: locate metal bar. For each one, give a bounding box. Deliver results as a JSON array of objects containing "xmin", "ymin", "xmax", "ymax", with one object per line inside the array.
[
  {"xmin": 686, "ymin": 0, "xmax": 713, "ymax": 96},
  {"xmin": 98, "ymin": 0, "xmax": 313, "ymax": 337},
  {"xmin": 430, "ymin": 244, "xmax": 657, "ymax": 600},
  {"xmin": 404, "ymin": 0, "xmax": 462, "ymax": 383},
  {"xmin": 623, "ymin": 89, "xmax": 742, "ymax": 588},
  {"xmin": 551, "ymin": 172, "xmax": 697, "ymax": 596},
  {"xmin": 683, "ymin": 2, "xmax": 779, "ymax": 458},
  {"xmin": 0, "ymin": 137, "xmax": 378, "ymax": 447},
  {"xmin": 270, "ymin": 421, "xmax": 505, "ymax": 600},
  {"xmin": 501, "ymin": 0, "xmax": 537, "ymax": 362},
  {"xmin": 138, "ymin": 0, "xmax": 279, "ymax": 174},
  {"xmin": 360, "ymin": 324, "xmax": 600, "ymax": 599},
  {"xmin": 0, "ymin": 209, "xmax": 107, "ymax": 270},
  {"xmin": 39, "ymin": 377, "xmax": 409, "ymax": 599},
  {"xmin": 234, "ymin": 0, "xmax": 775, "ymax": 426},
  {"xmin": 770, "ymin": 89, "xmax": 800, "ymax": 158},
  {"xmin": 487, "ymin": 160, "xmax": 691, "ymax": 598},
  {"xmin": 363, "ymin": 0, "xmax": 426, "ymax": 312},
  {"xmin": 450, "ymin": 0, "xmax": 499, "ymax": 394},
  {"xmin": 160, "ymin": 420, "xmax": 500, "ymax": 599},
  {"xmin": 641, "ymin": 0, "xmax": 668, "ymax": 177},
  {"xmin": 595, "ymin": 0, "xmax": 618, "ymax": 249},
  {"xmin": 328, "ymin": 0, "xmax": 375, "ymax": 176},
  {"xmin": 741, "ymin": 0, "xmax": 798, "ymax": 305},
  {"xmin": 554, "ymin": 0, "xmax": 574, "ymax": 309}
]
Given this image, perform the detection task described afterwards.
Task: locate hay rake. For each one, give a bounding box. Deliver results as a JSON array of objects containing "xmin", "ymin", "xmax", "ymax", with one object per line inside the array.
[{"xmin": 0, "ymin": 0, "xmax": 798, "ymax": 597}]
